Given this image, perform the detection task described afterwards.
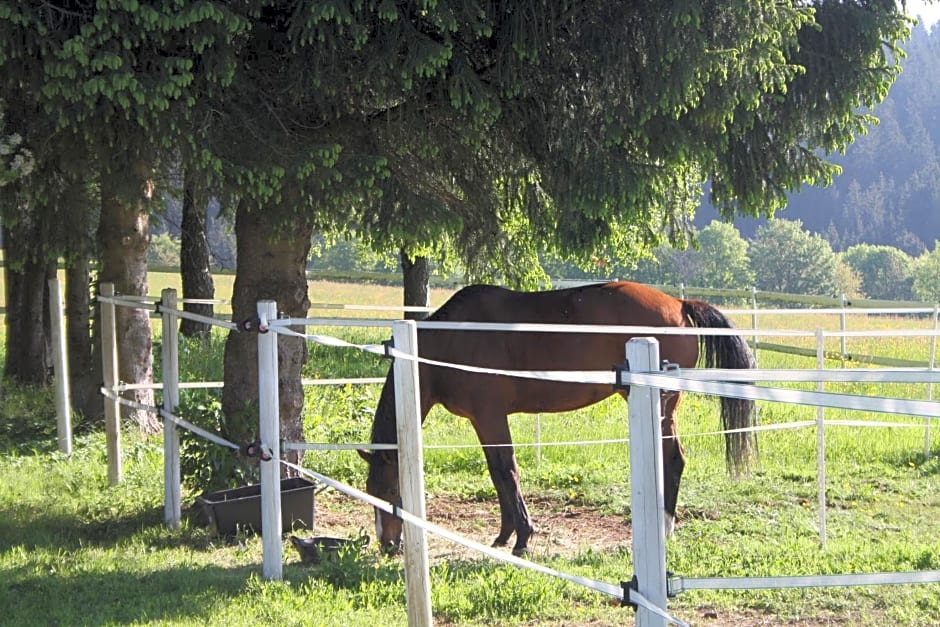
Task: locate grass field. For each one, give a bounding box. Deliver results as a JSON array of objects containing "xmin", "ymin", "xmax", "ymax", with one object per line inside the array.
[{"xmin": 1, "ymin": 278, "xmax": 939, "ymax": 625}]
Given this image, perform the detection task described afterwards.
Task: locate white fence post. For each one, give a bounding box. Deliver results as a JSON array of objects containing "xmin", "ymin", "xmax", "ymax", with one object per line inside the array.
[
  {"xmin": 926, "ymin": 303, "xmax": 938, "ymax": 459},
  {"xmin": 258, "ymin": 300, "xmax": 283, "ymax": 580},
  {"xmin": 751, "ymin": 286, "xmax": 759, "ymax": 366},
  {"xmin": 626, "ymin": 337, "xmax": 668, "ymax": 627},
  {"xmin": 815, "ymin": 327, "xmax": 828, "ymax": 547},
  {"xmin": 840, "ymin": 294, "xmax": 848, "ymax": 362},
  {"xmin": 48, "ymin": 277, "xmax": 72, "ymax": 455},
  {"xmin": 100, "ymin": 282, "xmax": 122, "ymax": 485},
  {"xmin": 161, "ymin": 288, "xmax": 182, "ymax": 529},
  {"xmin": 391, "ymin": 320, "xmax": 432, "ymax": 627}
]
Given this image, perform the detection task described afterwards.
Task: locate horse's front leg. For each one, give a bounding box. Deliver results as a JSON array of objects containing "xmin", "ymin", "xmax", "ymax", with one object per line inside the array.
[{"xmin": 476, "ymin": 420, "xmax": 533, "ymax": 556}]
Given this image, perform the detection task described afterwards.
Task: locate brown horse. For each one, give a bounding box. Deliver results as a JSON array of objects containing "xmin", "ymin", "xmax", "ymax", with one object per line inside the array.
[{"xmin": 359, "ymin": 281, "xmax": 756, "ymax": 555}]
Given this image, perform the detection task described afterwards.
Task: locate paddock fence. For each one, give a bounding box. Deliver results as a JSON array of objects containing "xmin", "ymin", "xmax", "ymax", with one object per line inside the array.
[
  {"xmin": 46, "ymin": 281, "xmax": 940, "ymax": 625},
  {"xmin": 258, "ymin": 311, "xmax": 940, "ymax": 626},
  {"xmin": 49, "ymin": 277, "xmax": 937, "ymax": 459}
]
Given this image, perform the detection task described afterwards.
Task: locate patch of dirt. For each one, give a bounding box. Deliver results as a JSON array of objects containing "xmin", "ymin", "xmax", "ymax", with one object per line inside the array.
[
  {"xmin": 306, "ymin": 491, "xmax": 869, "ymax": 626},
  {"xmin": 312, "ymin": 491, "xmax": 632, "ymax": 561}
]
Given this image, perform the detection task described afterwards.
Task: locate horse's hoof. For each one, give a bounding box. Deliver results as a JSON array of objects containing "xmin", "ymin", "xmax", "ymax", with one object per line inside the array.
[
  {"xmin": 511, "ymin": 546, "xmax": 530, "ymax": 558},
  {"xmin": 492, "ymin": 537, "xmax": 510, "ymax": 548}
]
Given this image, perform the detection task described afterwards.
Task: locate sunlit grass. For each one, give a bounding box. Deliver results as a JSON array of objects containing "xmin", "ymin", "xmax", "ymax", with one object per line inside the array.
[
  {"xmin": 2, "ymin": 279, "xmax": 939, "ymax": 625},
  {"xmin": 293, "ymin": 292, "xmax": 940, "ymax": 624}
]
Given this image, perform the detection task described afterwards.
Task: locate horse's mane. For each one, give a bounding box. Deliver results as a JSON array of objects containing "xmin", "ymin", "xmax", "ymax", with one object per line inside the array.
[{"xmin": 425, "ymin": 284, "xmax": 503, "ymax": 322}]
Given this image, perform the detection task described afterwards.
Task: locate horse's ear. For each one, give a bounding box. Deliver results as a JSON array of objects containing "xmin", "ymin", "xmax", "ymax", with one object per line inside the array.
[{"xmin": 357, "ymin": 449, "xmax": 372, "ymax": 463}]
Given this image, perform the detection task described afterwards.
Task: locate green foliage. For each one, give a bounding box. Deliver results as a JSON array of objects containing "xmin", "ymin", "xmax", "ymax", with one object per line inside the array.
[
  {"xmin": 177, "ymin": 392, "xmax": 257, "ymax": 493},
  {"xmin": 303, "ymin": 385, "xmax": 375, "ymax": 443},
  {"xmin": 0, "ymin": 107, "xmax": 33, "ymax": 186},
  {"xmin": 695, "ymin": 221, "xmax": 756, "ymax": 288},
  {"xmin": 632, "ymin": 245, "xmax": 699, "ymax": 288},
  {"xmin": 309, "ymin": 235, "xmax": 398, "ymax": 274},
  {"xmin": 537, "ymin": 252, "xmax": 610, "ymax": 283},
  {"xmin": 0, "ymin": 0, "xmax": 250, "ymax": 309},
  {"xmin": 170, "ymin": 333, "xmax": 255, "ymax": 492},
  {"xmin": 0, "ymin": 1, "xmax": 248, "ymax": 143},
  {"xmin": 750, "ymin": 219, "xmax": 840, "ymax": 296},
  {"xmin": 842, "ymin": 243, "xmax": 915, "ymax": 300},
  {"xmin": 769, "ymin": 23, "xmax": 940, "ymax": 254},
  {"xmin": 0, "ymin": 1, "xmax": 914, "ymax": 291},
  {"xmin": 833, "ymin": 257, "xmax": 864, "ymax": 299},
  {"xmin": 563, "ymin": 218, "xmax": 885, "ymax": 303},
  {"xmin": 633, "ymin": 221, "xmax": 754, "ymax": 290},
  {"xmin": 911, "ymin": 241, "xmax": 940, "ymax": 303},
  {"xmin": 148, "ymin": 232, "xmax": 181, "ymax": 267}
]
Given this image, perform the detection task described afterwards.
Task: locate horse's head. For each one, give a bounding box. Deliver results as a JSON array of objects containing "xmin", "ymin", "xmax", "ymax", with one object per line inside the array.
[{"xmin": 358, "ymin": 449, "xmax": 402, "ymax": 553}]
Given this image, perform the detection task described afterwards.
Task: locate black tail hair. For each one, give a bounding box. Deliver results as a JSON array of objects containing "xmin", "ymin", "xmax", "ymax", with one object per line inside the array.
[{"xmin": 682, "ymin": 299, "xmax": 757, "ymax": 476}]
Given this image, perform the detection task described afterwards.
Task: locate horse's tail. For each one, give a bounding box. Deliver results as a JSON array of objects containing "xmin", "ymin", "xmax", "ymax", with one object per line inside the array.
[{"xmin": 682, "ymin": 299, "xmax": 757, "ymax": 477}]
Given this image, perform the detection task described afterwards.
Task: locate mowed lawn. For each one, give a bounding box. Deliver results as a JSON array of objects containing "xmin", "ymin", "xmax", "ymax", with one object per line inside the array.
[{"xmin": 1, "ymin": 274, "xmax": 939, "ymax": 625}]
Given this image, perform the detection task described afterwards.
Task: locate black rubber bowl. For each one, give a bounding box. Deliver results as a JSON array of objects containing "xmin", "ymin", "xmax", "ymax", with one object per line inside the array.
[{"xmin": 289, "ymin": 534, "xmax": 369, "ymax": 564}]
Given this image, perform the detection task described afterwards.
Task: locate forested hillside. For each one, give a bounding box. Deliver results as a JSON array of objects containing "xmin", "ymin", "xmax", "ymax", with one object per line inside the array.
[{"xmin": 696, "ymin": 21, "xmax": 940, "ymax": 254}]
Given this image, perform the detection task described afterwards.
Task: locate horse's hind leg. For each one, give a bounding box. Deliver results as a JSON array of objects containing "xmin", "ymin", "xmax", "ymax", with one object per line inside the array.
[{"xmin": 473, "ymin": 417, "xmax": 533, "ymax": 556}]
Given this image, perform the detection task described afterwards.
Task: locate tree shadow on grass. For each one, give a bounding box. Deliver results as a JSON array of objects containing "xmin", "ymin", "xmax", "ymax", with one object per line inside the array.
[
  {"xmin": 0, "ymin": 500, "xmax": 245, "ymax": 556},
  {"xmin": 881, "ymin": 444, "xmax": 940, "ymax": 477},
  {"xmin": 2, "ymin": 561, "xmax": 259, "ymax": 625},
  {"xmin": 0, "ymin": 504, "xmax": 155, "ymax": 552},
  {"xmin": 0, "ymin": 506, "xmax": 408, "ymax": 623},
  {"xmin": 0, "ymin": 434, "xmax": 58, "ymax": 457}
]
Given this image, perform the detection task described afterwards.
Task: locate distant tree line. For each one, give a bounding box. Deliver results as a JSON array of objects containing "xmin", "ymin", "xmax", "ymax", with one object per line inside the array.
[{"xmin": 547, "ymin": 219, "xmax": 940, "ymax": 303}]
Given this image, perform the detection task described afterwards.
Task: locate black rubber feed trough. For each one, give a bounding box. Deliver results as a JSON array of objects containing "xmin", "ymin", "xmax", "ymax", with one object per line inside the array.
[{"xmin": 197, "ymin": 477, "xmax": 315, "ymax": 536}]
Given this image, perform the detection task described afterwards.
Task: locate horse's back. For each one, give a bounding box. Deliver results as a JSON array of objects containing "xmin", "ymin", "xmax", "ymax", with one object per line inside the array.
[
  {"xmin": 419, "ymin": 282, "xmax": 695, "ymax": 416},
  {"xmin": 430, "ymin": 281, "xmax": 684, "ymax": 326}
]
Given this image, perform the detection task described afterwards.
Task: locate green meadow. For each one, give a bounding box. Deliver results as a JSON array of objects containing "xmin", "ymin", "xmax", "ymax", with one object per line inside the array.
[{"xmin": 1, "ymin": 276, "xmax": 938, "ymax": 625}]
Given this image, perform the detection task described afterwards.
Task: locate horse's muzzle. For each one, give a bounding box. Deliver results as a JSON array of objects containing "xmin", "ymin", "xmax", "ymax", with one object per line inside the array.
[
  {"xmin": 374, "ymin": 507, "xmax": 403, "ymax": 553},
  {"xmin": 380, "ymin": 539, "xmax": 402, "ymax": 555}
]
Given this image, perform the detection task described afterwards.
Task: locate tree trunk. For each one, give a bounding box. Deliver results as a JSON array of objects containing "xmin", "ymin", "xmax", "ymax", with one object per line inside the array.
[
  {"xmin": 66, "ymin": 256, "xmax": 101, "ymax": 420},
  {"xmin": 222, "ymin": 199, "xmax": 312, "ymax": 476},
  {"xmin": 3, "ymin": 212, "xmax": 51, "ymax": 384},
  {"xmin": 179, "ymin": 171, "xmax": 215, "ymax": 339},
  {"xmin": 96, "ymin": 163, "xmax": 160, "ymax": 434},
  {"xmin": 400, "ymin": 249, "xmax": 431, "ymax": 321}
]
